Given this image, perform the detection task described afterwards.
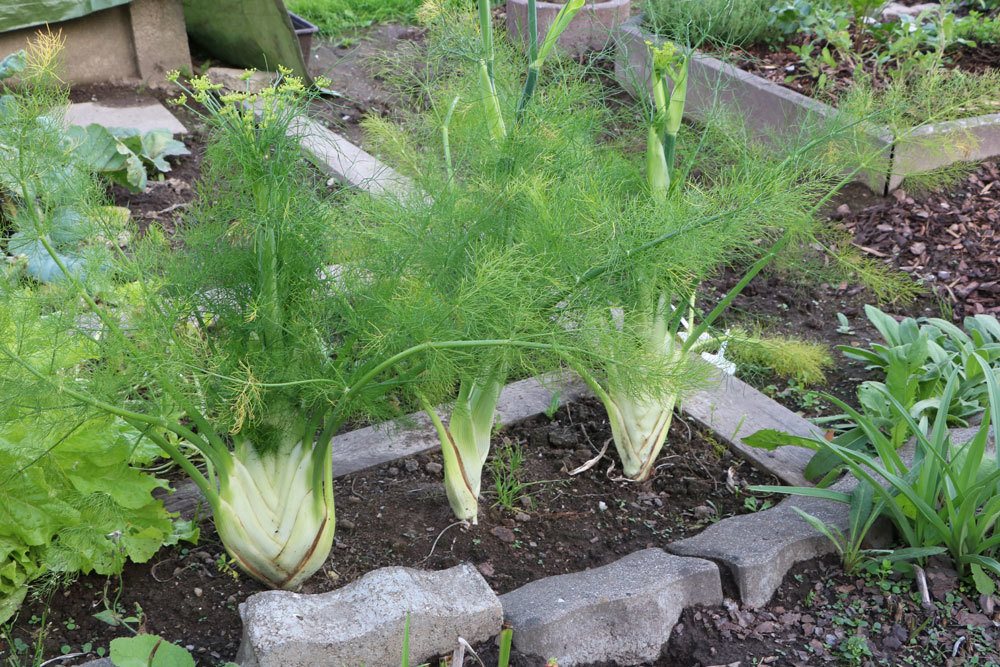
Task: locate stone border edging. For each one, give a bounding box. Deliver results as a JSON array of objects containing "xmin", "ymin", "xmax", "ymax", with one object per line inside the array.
[
  {"xmin": 506, "ymin": 0, "xmax": 631, "ymax": 57},
  {"xmin": 500, "ymin": 548, "xmax": 721, "ymax": 665},
  {"xmin": 292, "ymin": 116, "xmax": 418, "ymax": 198},
  {"xmin": 613, "ymin": 15, "xmax": 1000, "ymax": 193}
]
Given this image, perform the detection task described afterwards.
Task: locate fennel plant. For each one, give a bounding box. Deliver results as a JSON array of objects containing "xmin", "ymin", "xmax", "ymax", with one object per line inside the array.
[
  {"xmin": 349, "ymin": 0, "xmax": 606, "ymax": 524},
  {"xmin": 0, "ymin": 64, "xmax": 569, "ymax": 590},
  {"xmin": 353, "ymin": 1, "xmax": 879, "ymax": 525}
]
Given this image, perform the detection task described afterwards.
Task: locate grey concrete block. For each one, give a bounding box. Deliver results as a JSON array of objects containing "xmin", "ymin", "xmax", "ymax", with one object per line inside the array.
[
  {"xmin": 0, "ymin": 6, "xmax": 138, "ymax": 85},
  {"xmin": 500, "ymin": 548, "xmax": 721, "ymax": 666},
  {"xmin": 682, "ymin": 372, "xmax": 824, "ymax": 486},
  {"xmin": 507, "ymin": 0, "xmax": 631, "ymax": 57},
  {"xmin": 292, "ymin": 116, "xmax": 417, "ymax": 198},
  {"xmin": 206, "ymin": 67, "xmax": 274, "ymax": 94},
  {"xmin": 128, "ymin": 0, "xmax": 192, "ymax": 85},
  {"xmin": 0, "ymin": 0, "xmax": 188, "ymax": 87},
  {"xmin": 890, "ymin": 112, "xmax": 1000, "ymax": 190},
  {"xmin": 668, "ymin": 493, "xmax": 849, "ymax": 608},
  {"xmin": 65, "ymin": 101, "xmax": 188, "ymax": 135},
  {"xmin": 236, "ymin": 563, "xmax": 502, "ymax": 667}
]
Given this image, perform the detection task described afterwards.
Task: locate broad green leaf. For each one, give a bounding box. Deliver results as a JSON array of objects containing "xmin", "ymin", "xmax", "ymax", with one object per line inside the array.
[
  {"xmin": 971, "ymin": 563, "xmax": 996, "ymax": 596},
  {"xmin": 140, "ymin": 130, "xmax": 189, "ymax": 173},
  {"xmin": 93, "ymin": 608, "xmax": 123, "ymax": 627},
  {"xmin": 0, "ymin": 51, "xmax": 26, "ymax": 80},
  {"xmin": 110, "ymin": 635, "xmax": 196, "ymax": 667},
  {"xmin": 743, "ymin": 429, "xmax": 821, "ymax": 451},
  {"xmin": 66, "ymin": 124, "xmax": 128, "ymax": 174}
]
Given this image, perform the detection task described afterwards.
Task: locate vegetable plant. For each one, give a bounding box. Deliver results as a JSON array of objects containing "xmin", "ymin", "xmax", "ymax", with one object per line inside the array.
[
  {"xmin": 348, "ymin": 0, "xmax": 639, "ymax": 525},
  {"xmin": 0, "ymin": 291, "xmax": 195, "ymax": 625},
  {"xmin": 0, "ymin": 40, "xmax": 129, "ymax": 287},
  {"xmin": 748, "ymin": 354, "xmax": 1000, "ymax": 593},
  {"xmin": 1, "ymin": 54, "xmax": 567, "ymax": 594},
  {"xmin": 570, "ymin": 29, "xmax": 907, "ymax": 482},
  {"xmin": 0, "ymin": 39, "xmax": 194, "ymax": 622},
  {"xmin": 67, "ymin": 124, "xmax": 189, "ymax": 192},
  {"xmin": 644, "ymin": 0, "xmax": 777, "ymax": 46},
  {"xmin": 805, "ymin": 306, "xmax": 1000, "ymax": 481},
  {"xmin": 367, "ymin": 8, "xmax": 899, "ymax": 524}
]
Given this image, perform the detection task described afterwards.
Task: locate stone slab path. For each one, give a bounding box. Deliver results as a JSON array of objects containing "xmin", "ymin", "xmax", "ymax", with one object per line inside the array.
[{"xmin": 65, "ymin": 100, "xmax": 187, "ymax": 134}]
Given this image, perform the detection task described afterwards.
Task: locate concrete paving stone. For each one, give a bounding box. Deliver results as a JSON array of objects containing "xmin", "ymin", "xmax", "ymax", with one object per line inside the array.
[
  {"xmin": 65, "ymin": 101, "xmax": 187, "ymax": 135},
  {"xmin": 237, "ymin": 563, "xmax": 501, "ymax": 667},
  {"xmin": 501, "ymin": 548, "xmax": 722, "ymax": 666}
]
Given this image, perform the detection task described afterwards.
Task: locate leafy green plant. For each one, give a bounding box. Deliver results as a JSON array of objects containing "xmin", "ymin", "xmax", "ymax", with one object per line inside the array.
[
  {"xmin": 837, "ymin": 633, "xmax": 874, "ymax": 666},
  {"xmin": 355, "ymin": 0, "xmax": 613, "ymax": 525},
  {"xmin": 109, "ymin": 635, "xmax": 195, "ymax": 667},
  {"xmin": 108, "ymin": 634, "xmax": 239, "ymax": 667},
  {"xmin": 748, "ymin": 356, "xmax": 1000, "ymax": 594},
  {"xmin": 571, "ymin": 24, "xmax": 905, "ymax": 483},
  {"xmin": 0, "ymin": 40, "xmax": 129, "ymax": 287},
  {"xmin": 2, "ymin": 48, "xmax": 601, "ymax": 597},
  {"xmin": 727, "ymin": 332, "xmax": 833, "ymax": 385},
  {"xmin": 788, "ymin": 481, "xmax": 944, "ymax": 574},
  {"xmin": 806, "ymin": 306, "xmax": 1000, "ymax": 481},
  {"xmin": 67, "ymin": 124, "xmax": 189, "ymax": 192},
  {"xmin": 490, "ymin": 440, "xmax": 528, "ymax": 511},
  {"xmin": 0, "ymin": 292, "xmax": 195, "ymax": 625}
]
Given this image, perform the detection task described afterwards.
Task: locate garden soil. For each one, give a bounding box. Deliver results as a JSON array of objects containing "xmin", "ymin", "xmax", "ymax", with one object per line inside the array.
[{"xmin": 7, "ymin": 399, "xmax": 776, "ymax": 664}]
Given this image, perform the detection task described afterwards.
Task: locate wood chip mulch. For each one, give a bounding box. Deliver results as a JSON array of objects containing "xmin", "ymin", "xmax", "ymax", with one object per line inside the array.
[{"xmin": 837, "ymin": 160, "xmax": 1000, "ymax": 318}]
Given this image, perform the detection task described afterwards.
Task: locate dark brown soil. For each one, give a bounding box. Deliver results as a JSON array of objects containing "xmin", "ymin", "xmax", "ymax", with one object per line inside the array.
[
  {"xmin": 714, "ymin": 28, "xmax": 998, "ymax": 107},
  {"xmin": 2, "ymin": 398, "xmax": 777, "ymax": 665},
  {"xmin": 665, "ymin": 554, "xmax": 1000, "ymax": 666},
  {"xmin": 307, "ymin": 24, "xmax": 426, "ymax": 146}
]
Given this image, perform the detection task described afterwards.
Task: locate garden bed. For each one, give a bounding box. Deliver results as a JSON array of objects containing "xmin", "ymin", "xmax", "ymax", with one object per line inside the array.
[
  {"xmin": 665, "ymin": 554, "xmax": 1000, "ymax": 666},
  {"xmin": 67, "ymin": 84, "xmax": 207, "ymax": 236},
  {"xmin": 840, "ymin": 159, "xmax": 1000, "ymax": 318},
  {"xmin": 4, "ymin": 398, "xmax": 777, "ymax": 664},
  {"xmin": 4, "ymin": 15, "xmax": 1000, "ymax": 666},
  {"xmin": 471, "ymin": 550, "xmax": 1000, "ymax": 665},
  {"xmin": 614, "ymin": 15, "xmax": 1000, "ymax": 193}
]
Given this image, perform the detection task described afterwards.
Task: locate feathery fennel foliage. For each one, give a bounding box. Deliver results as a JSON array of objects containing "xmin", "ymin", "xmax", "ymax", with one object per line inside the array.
[
  {"xmin": 368, "ymin": 2, "xmax": 919, "ymax": 487},
  {"xmin": 0, "ymin": 40, "xmax": 195, "ymax": 621},
  {"xmin": 1, "ymin": 58, "xmax": 569, "ymax": 590}
]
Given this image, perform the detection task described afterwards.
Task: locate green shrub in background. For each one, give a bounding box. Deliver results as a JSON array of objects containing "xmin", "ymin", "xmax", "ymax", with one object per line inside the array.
[
  {"xmin": 643, "ymin": 0, "xmax": 778, "ymax": 46},
  {"xmin": 285, "ymin": 0, "xmax": 423, "ymax": 38}
]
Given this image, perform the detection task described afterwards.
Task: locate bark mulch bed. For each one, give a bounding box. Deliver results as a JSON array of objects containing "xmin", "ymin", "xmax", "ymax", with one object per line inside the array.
[
  {"xmin": 3, "ymin": 398, "xmax": 777, "ymax": 665},
  {"xmin": 666, "ymin": 554, "xmax": 1000, "ymax": 667},
  {"xmin": 839, "ymin": 160, "xmax": 1000, "ymax": 319}
]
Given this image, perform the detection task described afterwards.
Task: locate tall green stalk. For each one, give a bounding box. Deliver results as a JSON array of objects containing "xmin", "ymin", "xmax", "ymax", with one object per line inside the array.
[{"xmin": 646, "ymin": 41, "xmax": 689, "ymax": 197}]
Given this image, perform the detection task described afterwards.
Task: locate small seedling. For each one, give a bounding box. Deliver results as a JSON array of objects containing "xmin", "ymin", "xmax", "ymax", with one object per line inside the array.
[
  {"xmin": 836, "ymin": 312, "xmax": 854, "ymax": 335},
  {"xmin": 490, "ymin": 440, "xmax": 528, "ymax": 511},
  {"xmin": 742, "ymin": 496, "xmax": 773, "ymax": 513},
  {"xmin": 544, "ymin": 391, "xmax": 561, "ymax": 419}
]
